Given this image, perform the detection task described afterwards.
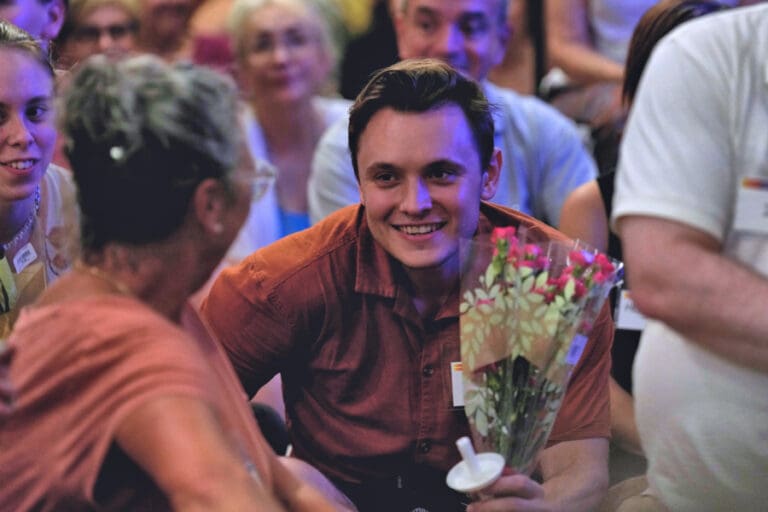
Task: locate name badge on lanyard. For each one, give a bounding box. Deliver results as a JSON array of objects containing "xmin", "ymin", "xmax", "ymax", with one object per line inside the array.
[
  {"xmin": 451, "ymin": 361, "xmax": 464, "ymax": 407},
  {"xmin": 733, "ymin": 177, "xmax": 768, "ymax": 234},
  {"xmin": 0, "ymin": 255, "xmax": 18, "ymax": 313},
  {"xmin": 13, "ymin": 243, "xmax": 38, "ymax": 273}
]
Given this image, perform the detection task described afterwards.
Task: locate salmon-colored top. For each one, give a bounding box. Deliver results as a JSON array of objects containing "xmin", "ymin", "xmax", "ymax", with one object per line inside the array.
[{"xmin": 0, "ymin": 295, "xmax": 274, "ymax": 511}]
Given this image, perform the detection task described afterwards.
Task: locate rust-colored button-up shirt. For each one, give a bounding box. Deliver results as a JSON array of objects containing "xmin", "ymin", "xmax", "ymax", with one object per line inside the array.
[{"xmin": 202, "ymin": 203, "xmax": 612, "ymax": 483}]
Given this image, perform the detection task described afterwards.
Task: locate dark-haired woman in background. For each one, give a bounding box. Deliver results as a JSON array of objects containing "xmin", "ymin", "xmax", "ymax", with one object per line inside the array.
[
  {"xmin": 0, "ymin": 20, "xmax": 79, "ymax": 340},
  {"xmin": 0, "ymin": 54, "xmax": 352, "ymax": 511}
]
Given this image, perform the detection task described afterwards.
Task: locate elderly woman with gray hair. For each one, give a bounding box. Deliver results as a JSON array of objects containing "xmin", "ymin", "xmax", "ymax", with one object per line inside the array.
[{"xmin": 0, "ymin": 54, "xmax": 354, "ymax": 511}]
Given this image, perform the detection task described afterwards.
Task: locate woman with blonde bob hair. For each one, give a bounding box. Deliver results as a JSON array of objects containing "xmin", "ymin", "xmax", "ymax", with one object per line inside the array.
[
  {"xmin": 0, "ymin": 54, "xmax": 353, "ymax": 511},
  {"xmin": 224, "ymin": 0, "xmax": 350, "ymax": 262}
]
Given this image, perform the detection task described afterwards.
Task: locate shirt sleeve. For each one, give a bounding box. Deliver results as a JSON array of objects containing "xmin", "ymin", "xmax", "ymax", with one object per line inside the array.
[
  {"xmin": 201, "ymin": 260, "xmax": 295, "ymax": 397},
  {"xmin": 547, "ymin": 303, "xmax": 612, "ymax": 443},
  {"xmin": 308, "ymin": 117, "xmax": 361, "ymax": 224},
  {"xmin": 612, "ymin": 30, "xmax": 733, "ymax": 241},
  {"xmin": 527, "ymin": 99, "xmax": 598, "ymax": 227}
]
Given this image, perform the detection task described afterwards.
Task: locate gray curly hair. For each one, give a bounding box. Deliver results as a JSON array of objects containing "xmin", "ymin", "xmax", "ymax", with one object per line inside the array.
[{"xmin": 61, "ymin": 54, "xmax": 239, "ymax": 250}]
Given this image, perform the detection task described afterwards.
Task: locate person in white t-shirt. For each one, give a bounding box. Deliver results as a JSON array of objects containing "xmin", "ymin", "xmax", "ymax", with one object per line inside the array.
[{"xmin": 612, "ymin": 5, "xmax": 768, "ymax": 510}]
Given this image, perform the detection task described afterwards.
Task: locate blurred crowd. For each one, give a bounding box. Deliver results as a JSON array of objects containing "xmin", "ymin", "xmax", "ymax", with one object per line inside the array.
[{"xmin": 1, "ymin": 1, "xmax": 766, "ymax": 511}]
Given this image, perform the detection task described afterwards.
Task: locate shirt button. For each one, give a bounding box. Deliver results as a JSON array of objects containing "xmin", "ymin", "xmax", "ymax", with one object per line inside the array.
[
  {"xmin": 422, "ymin": 364, "xmax": 434, "ymax": 377},
  {"xmin": 418, "ymin": 440, "xmax": 432, "ymax": 453}
]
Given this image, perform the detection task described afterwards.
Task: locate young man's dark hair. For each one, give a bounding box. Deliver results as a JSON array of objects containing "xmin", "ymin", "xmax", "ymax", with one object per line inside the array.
[{"xmin": 348, "ymin": 58, "xmax": 495, "ymax": 179}]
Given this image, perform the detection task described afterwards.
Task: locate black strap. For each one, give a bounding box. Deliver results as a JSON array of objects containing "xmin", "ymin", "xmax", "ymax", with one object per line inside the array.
[{"xmin": 332, "ymin": 467, "xmax": 470, "ymax": 512}]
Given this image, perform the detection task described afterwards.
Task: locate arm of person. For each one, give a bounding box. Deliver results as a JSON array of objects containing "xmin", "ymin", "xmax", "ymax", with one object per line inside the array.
[
  {"xmin": 272, "ymin": 457, "xmax": 358, "ymax": 511},
  {"xmin": 560, "ymin": 182, "xmax": 643, "ymax": 455},
  {"xmin": 617, "ymin": 215, "xmax": 768, "ymax": 374},
  {"xmin": 545, "ymin": 0, "xmax": 624, "ymax": 85},
  {"xmin": 115, "ymin": 395, "xmax": 286, "ymax": 511},
  {"xmin": 308, "ymin": 118, "xmax": 361, "ymax": 224},
  {"xmin": 467, "ymin": 438, "xmax": 609, "ymax": 512},
  {"xmin": 608, "ymin": 378, "xmax": 642, "ymax": 456},
  {"xmin": 558, "ymin": 180, "xmax": 608, "ymax": 252}
]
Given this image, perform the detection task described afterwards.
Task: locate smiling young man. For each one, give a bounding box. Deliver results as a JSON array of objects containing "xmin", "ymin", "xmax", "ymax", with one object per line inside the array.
[
  {"xmin": 202, "ymin": 59, "xmax": 612, "ymax": 512},
  {"xmin": 309, "ymin": 0, "xmax": 596, "ymax": 229}
]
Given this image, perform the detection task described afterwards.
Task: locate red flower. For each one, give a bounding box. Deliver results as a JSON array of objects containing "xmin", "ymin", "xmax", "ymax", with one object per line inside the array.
[
  {"xmin": 595, "ymin": 253, "xmax": 615, "ymax": 274},
  {"xmin": 491, "ymin": 226, "xmax": 517, "ymax": 245},
  {"xmin": 569, "ymin": 250, "xmax": 595, "ymax": 268}
]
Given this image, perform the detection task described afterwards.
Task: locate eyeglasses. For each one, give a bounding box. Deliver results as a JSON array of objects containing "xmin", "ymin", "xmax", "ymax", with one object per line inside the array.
[
  {"xmin": 251, "ymin": 160, "xmax": 276, "ymax": 201},
  {"xmin": 72, "ymin": 22, "xmax": 138, "ymax": 43},
  {"xmin": 247, "ymin": 28, "xmax": 319, "ymax": 58}
]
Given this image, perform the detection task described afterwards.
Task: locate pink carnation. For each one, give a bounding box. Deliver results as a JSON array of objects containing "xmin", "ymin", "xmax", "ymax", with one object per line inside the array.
[
  {"xmin": 569, "ymin": 250, "xmax": 595, "ymax": 268},
  {"xmin": 595, "ymin": 253, "xmax": 615, "ymax": 274},
  {"xmin": 491, "ymin": 226, "xmax": 517, "ymax": 245},
  {"xmin": 523, "ymin": 244, "xmax": 542, "ymax": 257}
]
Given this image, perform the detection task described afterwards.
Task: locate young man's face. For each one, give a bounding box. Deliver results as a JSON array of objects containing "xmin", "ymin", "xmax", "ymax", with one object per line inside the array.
[
  {"xmin": 357, "ymin": 104, "xmax": 499, "ymax": 271},
  {"xmin": 395, "ymin": 0, "xmax": 508, "ymax": 82},
  {"xmin": 0, "ymin": 0, "xmax": 65, "ymax": 43}
]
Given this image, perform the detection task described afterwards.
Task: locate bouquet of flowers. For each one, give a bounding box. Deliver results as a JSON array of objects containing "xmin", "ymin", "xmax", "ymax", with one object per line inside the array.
[{"xmin": 459, "ymin": 226, "xmax": 622, "ymax": 474}]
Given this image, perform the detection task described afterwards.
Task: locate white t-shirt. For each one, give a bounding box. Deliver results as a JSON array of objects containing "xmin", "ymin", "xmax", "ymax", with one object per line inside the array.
[{"xmin": 612, "ymin": 6, "xmax": 768, "ymax": 510}]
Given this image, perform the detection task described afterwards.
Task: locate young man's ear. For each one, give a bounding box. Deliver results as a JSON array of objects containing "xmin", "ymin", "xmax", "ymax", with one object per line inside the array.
[
  {"xmin": 41, "ymin": 0, "xmax": 66, "ymax": 43},
  {"xmin": 480, "ymin": 148, "xmax": 502, "ymax": 201}
]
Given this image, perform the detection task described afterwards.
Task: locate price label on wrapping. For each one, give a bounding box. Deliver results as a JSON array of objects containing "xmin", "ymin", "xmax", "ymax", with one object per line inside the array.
[{"xmin": 565, "ymin": 334, "xmax": 588, "ymax": 366}]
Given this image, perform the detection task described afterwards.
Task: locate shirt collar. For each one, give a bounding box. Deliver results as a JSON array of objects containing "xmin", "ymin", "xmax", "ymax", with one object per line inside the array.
[
  {"xmin": 352, "ymin": 204, "xmax": 507, "ymax": 321},
  {"xmin": 354, "ymin": 207, "xmax": 399, "ymax": 299}
]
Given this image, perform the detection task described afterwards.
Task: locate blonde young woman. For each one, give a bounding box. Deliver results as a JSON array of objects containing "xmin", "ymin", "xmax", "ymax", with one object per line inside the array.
[{"xmin": 0, "ymin": 20, "xmax": 78, "ymax": 340}]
